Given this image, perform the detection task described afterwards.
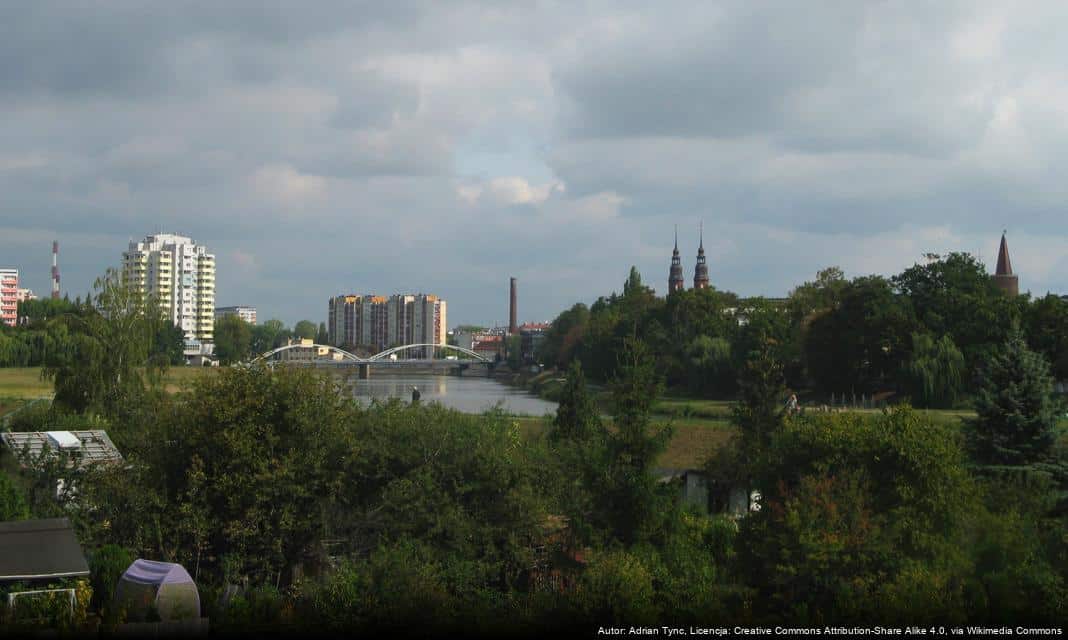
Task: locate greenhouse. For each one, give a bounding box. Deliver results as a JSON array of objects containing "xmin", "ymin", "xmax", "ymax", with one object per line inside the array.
[{"xmin": 113, "ymin": 559, "xmax": 200, "ymax": 622}]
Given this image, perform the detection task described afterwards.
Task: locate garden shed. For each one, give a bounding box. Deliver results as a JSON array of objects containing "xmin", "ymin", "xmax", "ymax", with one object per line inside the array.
[{"xmin": 113, "ymin": 559, "xmax": 200, "ymax": 622}]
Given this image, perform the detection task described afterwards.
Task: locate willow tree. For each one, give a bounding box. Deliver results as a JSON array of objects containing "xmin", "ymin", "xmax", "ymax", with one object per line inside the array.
[
  {"xmin": 905, "ymin": 332, "xmax": 965, "ymax": 408},
  {"xmin": 44, "ymin": 268, "xmax": 168, "ymax": 415}
]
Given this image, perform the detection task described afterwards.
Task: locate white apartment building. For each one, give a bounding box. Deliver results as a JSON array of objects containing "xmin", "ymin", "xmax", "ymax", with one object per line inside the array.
[
  {"xmin": 215, "ymin": 305, "xmax": 257, "ymax": 325},
  {"xmin": 0, "ymin": 269, "xmax": 17, "ymax": 327},
  {"xmin": 122, "ymin": 234, "xmax": 215, "ymax": 343}
]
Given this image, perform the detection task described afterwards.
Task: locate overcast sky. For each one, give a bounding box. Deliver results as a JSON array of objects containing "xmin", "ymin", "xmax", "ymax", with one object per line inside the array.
[{"xmin": 2, "ymin": 1, "xmax": 1067, "ymax": 327}]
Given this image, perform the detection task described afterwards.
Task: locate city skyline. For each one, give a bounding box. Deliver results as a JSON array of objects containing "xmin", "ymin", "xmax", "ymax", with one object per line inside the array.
[{"xmin": 3, "ymin": 4, "xmax": 1068, "ymax": 327}]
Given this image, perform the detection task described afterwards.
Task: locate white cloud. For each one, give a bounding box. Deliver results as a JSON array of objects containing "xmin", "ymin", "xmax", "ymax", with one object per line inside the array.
[
  {"xmin": 456, "ymin": 176, "xmax": 564, "ymax": 206},
  {"xmin": 248, "ymin": 164, "xmax": 328, "ymax": 205}
]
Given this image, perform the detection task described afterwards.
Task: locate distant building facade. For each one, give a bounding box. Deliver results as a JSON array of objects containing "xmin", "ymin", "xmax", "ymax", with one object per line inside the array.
[
  {"xmin": 122, "ymin": 234, "xmax": 216, "ymax": 343},
  {"xmin": 277, "ymin": 338, "xmax": 345, "ymax": 363},
  {"xmin": 0, "ymin": 269, "xmax": 16, "ymax": 327},
  {"xmin": 16, "ymin": 288, "xmax": 36, "ymax": 303},
  {"xmin": 519, "ymin": 322, "xmax": 550, "ymax": 363},
  {"xmin": 329, "ymin": 293, "xmax": 446, "ymax": 356},
  {"xmin": 215, "ymin": 305, "xmax": 257, "ymax": 325}
]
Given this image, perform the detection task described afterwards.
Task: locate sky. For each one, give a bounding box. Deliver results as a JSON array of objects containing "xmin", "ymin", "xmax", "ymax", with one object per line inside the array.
[{"xmin": 2, "ymin": 1, "xmax": 1068, "ymax": 328}]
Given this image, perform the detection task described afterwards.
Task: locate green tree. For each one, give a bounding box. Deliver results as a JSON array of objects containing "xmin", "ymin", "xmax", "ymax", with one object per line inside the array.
[
  {"xmin": 904, "ymin": 332, "xmax": 965, "ymax": 408},
  {"xmin": 740, "ymin": 407, "xmax": 979, "ymax": 623},
  {"xmin": 315, "ymin": 322, "xmax": 329, "ymax": 345},
  {"xmin": 804, "ymin": 276, "xmax": 911, "ymax": 395},
  {"xmin": 1024, "ymin": 293, "xmax": 1068, "ymax": 381},
  {"xmin": 893, "ymin": 252, "xmax": 1018, "ymax": 373},
  {"xmin": 250, "ymin": 318, "xmax": 287, "ymax": 355},
  {"xmin": 0, "ymin": 470, "xmax": 30, "ymax": 520},
  {"xmin": 152, "ymin": 321, "xmax": 186, "ymax": 366},
  {"xmin": 684, "ymin": 335, "xmax": 732, "ymax": 395},
  {"xmin": 593, "ymin": 337, "xmax": 672, "ymax": 545},
  {"xmin": 293, "ymin": 320, "xmax": 317, "ymax": 341},
  {"xmin": 538, "ymin": 303, "xmax": 589, "ymax": 368},
  {"xmin": 547, "ymin": 360, "xmax": 607, "ymax": 545},
  {"xmin": 733, "ymin": 335, "xmax": 787, "ymax": 458},
  {"xmin": 550, "ymin": 360, "xmax": 603, "ymax": 444},
  {"xmin": 214, "ymin": 315, "xmax": 253, "ymax": 364},
  {"xmin": 88, "ymin": 545, "xmax": 133, "ymax": 618},
  {"xmin": 787, "ymin": 266, "xmax": 847, "ymax": 321},
  {"xmin": 44, "ymin": 268, "xmax": 167, "ymax": 415},
  {"xmin": 78, "ymin": 366, "xmax": 354, "ymax": 582},
  {"xmin": 575, "ymin": 550, "xmax": 659, "ymax": 625},
  {"xmin": 968, "ymin": 330, "xmax": 1060, "ymax": 468}
]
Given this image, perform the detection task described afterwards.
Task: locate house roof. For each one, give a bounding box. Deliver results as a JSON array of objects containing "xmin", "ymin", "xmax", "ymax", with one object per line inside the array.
[
  {"xmin": 519, "ymin": 322, "xmax": 551, "ymax": 331},
  {"xmin": 1, "ymin": 430, "xmax": 123, "ymax": 469},
  {"xmin": 0, "ymin": 518, "xmax": 90, "ymax": 582}
]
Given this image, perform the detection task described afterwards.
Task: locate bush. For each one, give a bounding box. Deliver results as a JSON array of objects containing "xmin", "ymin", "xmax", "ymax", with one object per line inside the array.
[
  {"xmin": 88, "ymin": 544, "xmax": 133, "ymax": 617},
  {"xmin": 0, "ymin": 470, "xmax": 29, "ymax": 520},
  {"xmin": 574, "ymin": 550, "xmax": 658, "ymax": 625}
]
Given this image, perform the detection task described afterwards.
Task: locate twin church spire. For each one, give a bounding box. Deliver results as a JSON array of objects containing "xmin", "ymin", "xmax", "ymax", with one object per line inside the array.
[{"xmin": 668, "ymin": 223, "xmax": 710, "ymax": 294}]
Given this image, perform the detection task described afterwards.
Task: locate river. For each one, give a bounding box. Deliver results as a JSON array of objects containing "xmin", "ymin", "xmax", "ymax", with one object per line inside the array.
[{"xmin": 339, "ymin": 374, "xmax": 558, "ymax": 416}]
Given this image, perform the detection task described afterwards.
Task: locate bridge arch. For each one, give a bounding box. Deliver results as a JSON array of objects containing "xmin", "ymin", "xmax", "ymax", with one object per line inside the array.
[
  {"xmin": 368, "ymin": 343, "xmax": 490, "ymax": 362},
  {"xmin": 250, "ymin": 343, "xmax": 365, "ymax": 364}
]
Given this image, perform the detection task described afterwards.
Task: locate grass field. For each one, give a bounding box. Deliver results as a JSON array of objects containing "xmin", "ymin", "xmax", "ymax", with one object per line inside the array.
[
  {"xmin": 0, "ymin": 366, "xmax": 220, "ymax": 412},
  {"xmin": 515, "ymin": 414, "xmax": 734, "ymax": 469},
  {"xmin": 0, "ymin": 367, "xmax": 52, "ymax": 399}
]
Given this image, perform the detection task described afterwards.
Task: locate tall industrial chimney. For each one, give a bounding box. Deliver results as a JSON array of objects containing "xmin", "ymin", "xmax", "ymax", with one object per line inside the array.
[
  {"xmin": 51, "ymin": 240, "xmax": 60, "ymax": 299},
  {"xmin": 509, "ymin": 277, "xmax": 518, "ymax": 335}
]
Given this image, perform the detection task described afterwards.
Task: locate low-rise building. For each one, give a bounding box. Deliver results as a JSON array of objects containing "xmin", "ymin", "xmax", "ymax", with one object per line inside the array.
[
  {"xmin": 519, "ymin": 322, "xmax": 550, "ymax": 363},
  {"xmin": 277, "ymin": 338, "xmax": 344, "ymax": 363},
  {"xmin": 214, "ymin": 305, "xmax": 257, "ymax": 325}
]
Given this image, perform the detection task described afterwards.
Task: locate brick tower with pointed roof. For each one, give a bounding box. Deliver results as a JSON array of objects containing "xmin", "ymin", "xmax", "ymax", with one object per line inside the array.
[
  {"xmin": 693, "ymin": 222, "xmax": 710, "ymax": 289},
  {"xmin": 668, "ymin": 226, "xmax": 685, "ymax": 294},
  {"xmin": 993, "ymin": 231, "xmax": 1019, "ymax": 296}
]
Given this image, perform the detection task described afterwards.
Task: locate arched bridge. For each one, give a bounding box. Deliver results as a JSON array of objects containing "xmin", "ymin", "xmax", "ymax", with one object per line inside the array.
[
  {"xmin": 251, "ymin": 342, "xmax": 491, "ymax": 366},
  {"xmin": 367, "ymin": 343, "xmax": 488, "ymax": 362}
]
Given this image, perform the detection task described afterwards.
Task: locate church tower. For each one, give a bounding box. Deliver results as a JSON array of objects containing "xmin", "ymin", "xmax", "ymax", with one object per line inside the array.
[
  {"xmin": 668, "ymin": 226, "xmax": 684, "ymax": 294},
  {"xmin": 693, "ymin": 222, "xmax": 710, "ymax": 290},
  {"xmin": 993, "ymin": 231, "xmax": 1019, "ymax": 296}
]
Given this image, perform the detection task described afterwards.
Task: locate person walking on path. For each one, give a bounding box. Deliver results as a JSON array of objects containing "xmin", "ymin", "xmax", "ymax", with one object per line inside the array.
[{"xmin": 785, "ymin": 393, "xmax": 799, "ymax": 415}]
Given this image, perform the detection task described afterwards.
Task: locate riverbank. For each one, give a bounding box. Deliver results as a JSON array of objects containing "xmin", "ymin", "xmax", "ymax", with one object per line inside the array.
[
  {"xmin": 4, "ymin": 366, "xmax": 1062, "ymax": 470},
  {"xmin": 495, "ymin": 367, "xmax": 736, "ymax": 421}
]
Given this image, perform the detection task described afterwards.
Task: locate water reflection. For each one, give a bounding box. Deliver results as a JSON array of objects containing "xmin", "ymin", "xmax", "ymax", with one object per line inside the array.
[{"xmin": 337, "ymin": 374, "xmax": 557, "ymax": 416}]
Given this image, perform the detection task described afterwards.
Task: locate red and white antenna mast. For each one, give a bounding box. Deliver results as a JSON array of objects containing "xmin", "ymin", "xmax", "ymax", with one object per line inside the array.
[{"xmin": 51, "ymin": 240, "xmax": 60, "ymax": 299}]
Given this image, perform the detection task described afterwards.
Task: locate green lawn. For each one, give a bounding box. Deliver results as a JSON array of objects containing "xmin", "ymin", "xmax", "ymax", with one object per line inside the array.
[
  {"xmin": 0, "ymin": 366, "xmax": 219, "ymax": 401},
  {"xmin": 515, "ymin": 414, "xmax": 735, "ymax": 469},
  {"xmin": 0, "ymin": 368, "xmax": 52, "ymax": 399}
]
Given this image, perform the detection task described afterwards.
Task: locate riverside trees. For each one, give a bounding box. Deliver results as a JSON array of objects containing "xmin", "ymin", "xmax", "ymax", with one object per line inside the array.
[{"xmin": 538, "ymin": 256, "xmax": 1058, "ymax": 408}]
